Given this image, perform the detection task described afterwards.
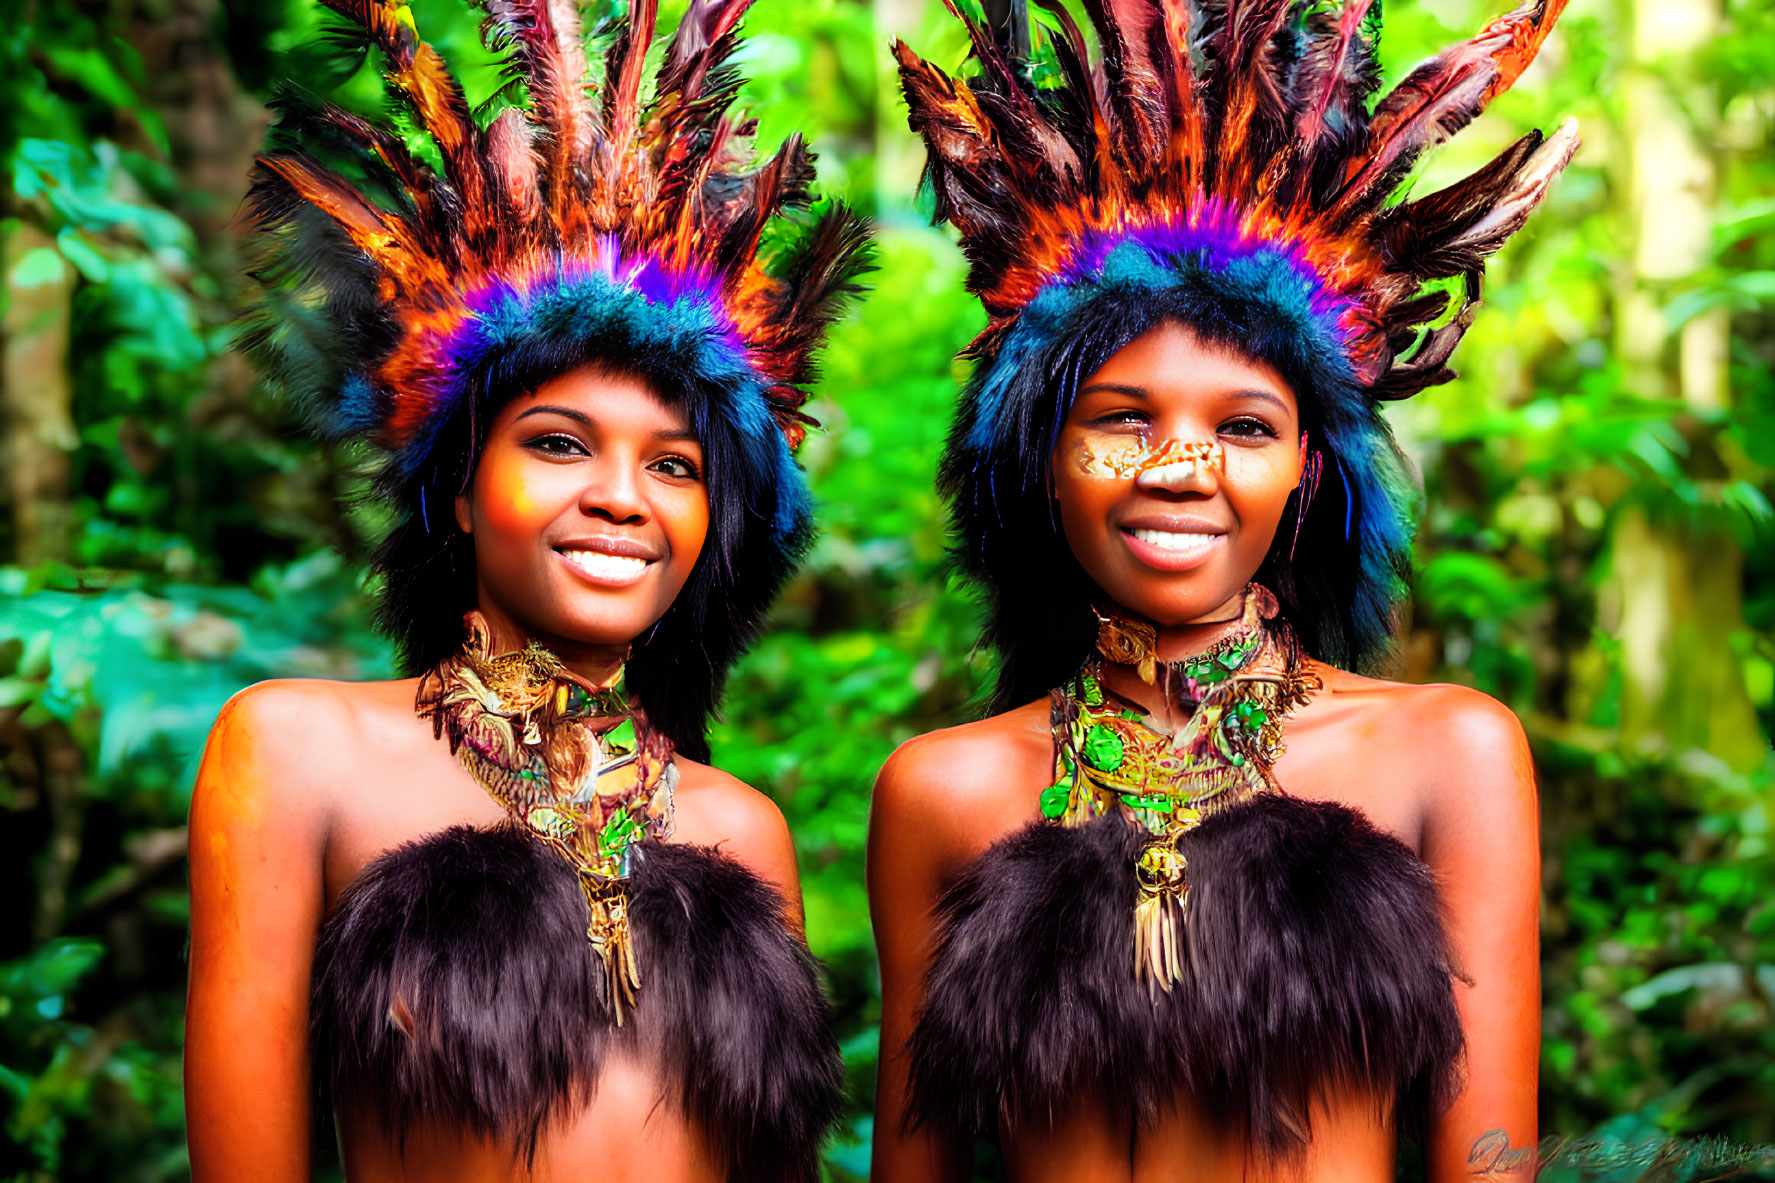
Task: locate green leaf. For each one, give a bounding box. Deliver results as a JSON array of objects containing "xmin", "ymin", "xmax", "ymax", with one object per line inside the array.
[
  {"xmin": 599, "ymin": 808, "xmax": 642, "ymax": 855},
  {"xmin": 41, "ymin": 44, "xmax": 139, "ymax": 111},
  {"xmin": 0, "ymin": 938, "xmax": 106, "ymax": 1006},
  {"xmin": 1038, "ymin": 783, "xmax": 1071, "ymax": 819},
  {"xmin": 602, "ymin": 717, "xmax": 637, "ymax": 755},
  {"xmin": 54, "ymin": 228, "xmax": 107, "ymax": 282},
  {"xmin": 1081, "ymin": 723, "xmax": 1124, "ymax": 772}
]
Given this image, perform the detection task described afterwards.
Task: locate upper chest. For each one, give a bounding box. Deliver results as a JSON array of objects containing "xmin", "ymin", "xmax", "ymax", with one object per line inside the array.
[
  {"xmin": 1272, "ymin": 689, "xmax": 1427, "ymax": 853},
  {"xmin": 959, "ymin": 680, "xmax": 1429, "ymax": 873},
  {"xmin": 318, "ymin": 699, "xmax": 719, "ymax": 909},
  {"xmin": 320, "ymin": 711, "xmax": 504, "ymax": 906}
]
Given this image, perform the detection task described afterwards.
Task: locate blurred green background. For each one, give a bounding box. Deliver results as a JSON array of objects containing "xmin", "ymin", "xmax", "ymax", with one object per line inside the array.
[{"xmin": 0, "ymin": 0, "xmax": 1771, "ymax": 1178}]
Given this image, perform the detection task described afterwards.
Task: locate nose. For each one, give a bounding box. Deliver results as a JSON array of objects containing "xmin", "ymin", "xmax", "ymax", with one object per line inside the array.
[
  {"xmin": 1133, "ymin": 439, "xmax": 1224, "ymax": 494},
  {"xmin": 577, "ymin": 451, "xmax": 649, "ymax": 524}
]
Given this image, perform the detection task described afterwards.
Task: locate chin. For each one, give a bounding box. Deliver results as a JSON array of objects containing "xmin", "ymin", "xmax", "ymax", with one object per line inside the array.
[
  {"xmin": 549, "ymin": 609, "xmax": 658, "ymax": 649},
  {"xmin": 514, "ymin": 591, "xmax": 658, "ymax": 650},
  {"xmin": 1103, "ymin": 571, "xmax": 1249, "ymax": 628}
]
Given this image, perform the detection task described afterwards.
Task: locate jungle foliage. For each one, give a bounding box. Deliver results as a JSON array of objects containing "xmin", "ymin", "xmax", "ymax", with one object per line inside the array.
[{"xmin": 0, "ymin": 0, "xmax": 1771, "ymax": 1179}]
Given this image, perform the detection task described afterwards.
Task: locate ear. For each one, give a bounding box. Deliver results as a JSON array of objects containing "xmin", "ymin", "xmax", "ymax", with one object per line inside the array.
[{"xmin": 453, "ymin": 489, "xmax": 473, "ymax": 534}]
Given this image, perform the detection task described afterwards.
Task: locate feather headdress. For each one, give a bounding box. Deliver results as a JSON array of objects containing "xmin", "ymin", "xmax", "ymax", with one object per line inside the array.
[
  {"xmin": 897, "ymin": 0, "xmax": 1577, "ymax": 399},
  {"xmin": 244, "ymin": 0, "xmax": 870, "ymax": 758},
  {"xmin": 246, "ymin": 0, "xmax": 870, "ymax": 523},
  {"xmin": 900, "ymin": 0, "xmax": 1577, "ymax": 684}
]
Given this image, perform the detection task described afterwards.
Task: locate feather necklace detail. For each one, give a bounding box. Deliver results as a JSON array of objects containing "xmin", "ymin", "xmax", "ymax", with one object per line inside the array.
[
  {"xmin": 416, "ymin": 611, "xmax": 676, "ymax": 1023},
  {"xmin": 1047, "ymin": 585, "xmax": 1319, "ymax": 989}
]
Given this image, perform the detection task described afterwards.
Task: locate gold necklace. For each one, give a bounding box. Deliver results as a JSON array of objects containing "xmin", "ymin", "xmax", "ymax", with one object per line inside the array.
[
  {"xmin": 1047, "ymin": 585, "xmax": 1319, "ymax": 988},
  {"xmin": 416, "ymin": 612, "xmax": 676, "ymax": 1022}
]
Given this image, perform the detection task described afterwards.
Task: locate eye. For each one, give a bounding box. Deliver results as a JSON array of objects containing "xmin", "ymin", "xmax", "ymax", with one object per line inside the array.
[
  {"xmin": 649, "ymin": 454, "xmax": 702, "ymax": 481},
  {"xmin": 1219, "ymin": 416, "xmax": 1280, "ymax": 440},
  {"xmin": 1087, "ymin": 409, "xmax": 1151, "ymax": 431},
  {"xmin": 525, "ymin": 432, "xmax": 590, "ymax": 457}
]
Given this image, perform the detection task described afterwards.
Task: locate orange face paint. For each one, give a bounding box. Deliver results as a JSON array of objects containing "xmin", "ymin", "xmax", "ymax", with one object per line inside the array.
[{"xmin": 469, "ymin": 445, "xmax": 545, "ymax": 537}]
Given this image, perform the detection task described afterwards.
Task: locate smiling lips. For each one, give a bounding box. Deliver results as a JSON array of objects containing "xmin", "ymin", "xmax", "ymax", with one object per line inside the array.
[
  {"xmin": 556, "ymin": 537, "xmax": 660, "ymax": 587},
  {"xmin": 1119, "ymin": 522, "xmax": 1226, "ymax": 571}
]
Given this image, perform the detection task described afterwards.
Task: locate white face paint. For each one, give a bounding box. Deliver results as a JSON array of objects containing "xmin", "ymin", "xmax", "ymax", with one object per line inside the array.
[{"xmin": 1071, "ymin": 436, "xmax": 1226, "ymax": 483}]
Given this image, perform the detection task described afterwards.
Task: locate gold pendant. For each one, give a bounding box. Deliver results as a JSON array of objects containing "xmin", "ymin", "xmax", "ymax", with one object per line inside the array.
[
  {"xmin": 583, "ymin": 882, "xmax": 642, "ymax": 1025},
  {"xmin": 1133, "ymin": 841, "xmax": 1187, "ymax": 990}
]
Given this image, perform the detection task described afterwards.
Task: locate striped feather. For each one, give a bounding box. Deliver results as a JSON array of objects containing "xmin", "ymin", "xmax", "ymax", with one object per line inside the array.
[
  {"xmin": 320, "ymin": 0, "xmax": 494, "ymax": 235},
  {"xmin": 480, "ymin": 0, "xmax": 593, "ymax": 186},
  {"xmin": 1328, "ymin": 0, "xmax": 1570, "ymax": 223},
  {"xmin": 1290, "ymin": 0, "xmax": 1378, "ymax": 150},
  {"xmin": 658, "ymin": 0, "xmax": 754, "ymax": 101}
]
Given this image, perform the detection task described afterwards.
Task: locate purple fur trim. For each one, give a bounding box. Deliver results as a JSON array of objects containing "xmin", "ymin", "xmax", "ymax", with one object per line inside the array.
[
  {"xmin": 390, "ymin": 240, "xmax": 764, "ymax": 481},
  {"xmin": 450, "ymin": 239, "xmax": 749, "ymax": 366},
  {"xmin": 1057, "ymin": 198, "xmax": 1360, "ymax": 347}
]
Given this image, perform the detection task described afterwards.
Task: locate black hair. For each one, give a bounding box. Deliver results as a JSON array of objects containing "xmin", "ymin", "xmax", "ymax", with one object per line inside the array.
[{"xmin": 940, "ymin": 275, "xmax": 1417, "ymax": 714}]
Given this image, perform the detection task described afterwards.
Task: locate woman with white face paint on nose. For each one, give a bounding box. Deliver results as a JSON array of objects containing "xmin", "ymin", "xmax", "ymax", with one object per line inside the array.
[{"xmin": 868, "ymin": 0, "xmax": 1576, "ymax": 1177}]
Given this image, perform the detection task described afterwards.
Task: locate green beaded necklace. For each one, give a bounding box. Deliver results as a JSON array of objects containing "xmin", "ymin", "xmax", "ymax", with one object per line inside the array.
[{"xmin": 1045, "ymin": 584, "xmax": 1319, "ymax": 988}]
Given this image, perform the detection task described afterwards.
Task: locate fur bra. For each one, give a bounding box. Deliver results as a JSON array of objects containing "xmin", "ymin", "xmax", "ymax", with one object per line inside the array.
[
  {"xmin": 905, "ymin": 794, "xmax": 1464, "ymax": 1154},
  {"xmin": 310, "ymin": 825, "xmax": 841, "ymax": 1181}
]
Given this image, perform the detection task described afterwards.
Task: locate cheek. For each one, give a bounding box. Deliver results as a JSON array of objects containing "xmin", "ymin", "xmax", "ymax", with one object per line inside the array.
[
  {"xmin": 1223, "ymin": 450, "xmax": 1301, "ymax": 530},
  {"xmin": 1051, "ymin": 466, "xmax": 1121, "ymax": 556},
  {"xmin": 472, "ymin": 450, "xmax": 557, "ymax": 539},
  {"xmin": 660, "ymin": 488, "xmax": 710, "ymax": 570}
]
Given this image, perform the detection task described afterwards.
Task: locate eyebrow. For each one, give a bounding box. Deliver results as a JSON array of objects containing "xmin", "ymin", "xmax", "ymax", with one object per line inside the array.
[
  {"xmin": 1075, "ymin": 383, "xmax": 1292, "ymax": 414},
  {"xmin": 514, "ymin": 404, "xmax": 700, "ymax": 443},
  {"xmin": 515, "ymin": 403, "xmax": 591, "ymax": 425},
  {"xmin": 1076, "ymin": 383, "xmax": 1149, "ymax": 400},
  {"xmin": 1226, "ymin": 387, "xmax": 1293, "ymax": 414}
]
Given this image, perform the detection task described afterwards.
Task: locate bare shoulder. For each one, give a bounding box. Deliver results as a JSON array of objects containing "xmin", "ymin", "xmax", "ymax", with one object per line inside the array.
[
  {"xmin": 872, "ymin": 700, "xmax": 1052, "ymax": 871},
  {"xmin": 1316, "ymin": 665, "xmax": 1535, "ymax": 816},
  {"xmin": 669, "ymin": 758, "xmax": 798, "ymax": 900},
  {"xmin": 672, "ymin": 758, "xmax": 790, "ymax": 852},
  {"xmin": 194, "ymin": 677, "xmax": 422, "ymax": 826},
  {"xmin": 878, "ymin": 701, "xmax": 1050, "ymax": 808},
  {"xmin": 210, "ymin": 676, "xmax": 423, "ymax": 741},
  {"xmin": 1320, "ymin": 662, "xmax": 1525, "ymax": 740}
]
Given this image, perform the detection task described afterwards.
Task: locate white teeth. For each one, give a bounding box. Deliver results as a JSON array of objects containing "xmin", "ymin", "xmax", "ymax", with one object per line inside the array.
[
  {"xmin": 1129, "ymin": 528, "xmax": 1220, "ymax": 553},
  {"xmin": 560, "ymin": 549, "xmax": 649, "ymax": 580}
]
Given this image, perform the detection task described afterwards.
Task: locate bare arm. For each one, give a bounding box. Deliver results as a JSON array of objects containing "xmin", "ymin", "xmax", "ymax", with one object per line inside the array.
[
  {"xmin": 867, "ymin": 736, "xmax": 977, "ymax": 1183},
  {"xmin": 1417, "ymin": 689, "xmax": 1542, "ymax": 1182},
  {"xmin": 185, "ymin": 682, "xmax": 342, "ymax": 1183}
]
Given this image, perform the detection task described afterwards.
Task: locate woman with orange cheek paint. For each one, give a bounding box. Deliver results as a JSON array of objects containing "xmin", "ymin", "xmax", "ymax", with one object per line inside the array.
[
  {"xmin": 183, "ymin": 3, "xmax": 868, "ymax": 1181},
  {"xmin": 457, "ymin": 367, "xmax": 711, "ymax": 661},
  {"xmin": 871, "ymin": 0, "xmax": 1575, "ymax": 1177}
]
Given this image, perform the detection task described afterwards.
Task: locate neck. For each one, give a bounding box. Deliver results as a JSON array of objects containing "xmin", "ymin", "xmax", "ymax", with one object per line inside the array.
[
  {"xmin": 1095, "ymin": 586, "xmax": 1255, "ymax": 725},
  {"xmin": 474, "ymin": 600, "xmax": 629, "ymax": 688},
  {"xmin": 1149, "ymin": 588, "xmax": 1250, "ymax": 663}
]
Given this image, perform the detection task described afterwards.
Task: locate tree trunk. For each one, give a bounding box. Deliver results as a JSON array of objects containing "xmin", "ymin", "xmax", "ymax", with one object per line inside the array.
[
  {"xmin": 1605, "ymin": 0, "xmax": 1762, "ymax": 773},
  {"xmin": 1, "ymin": 221, "xmax": 77, "ymax": 567}
]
